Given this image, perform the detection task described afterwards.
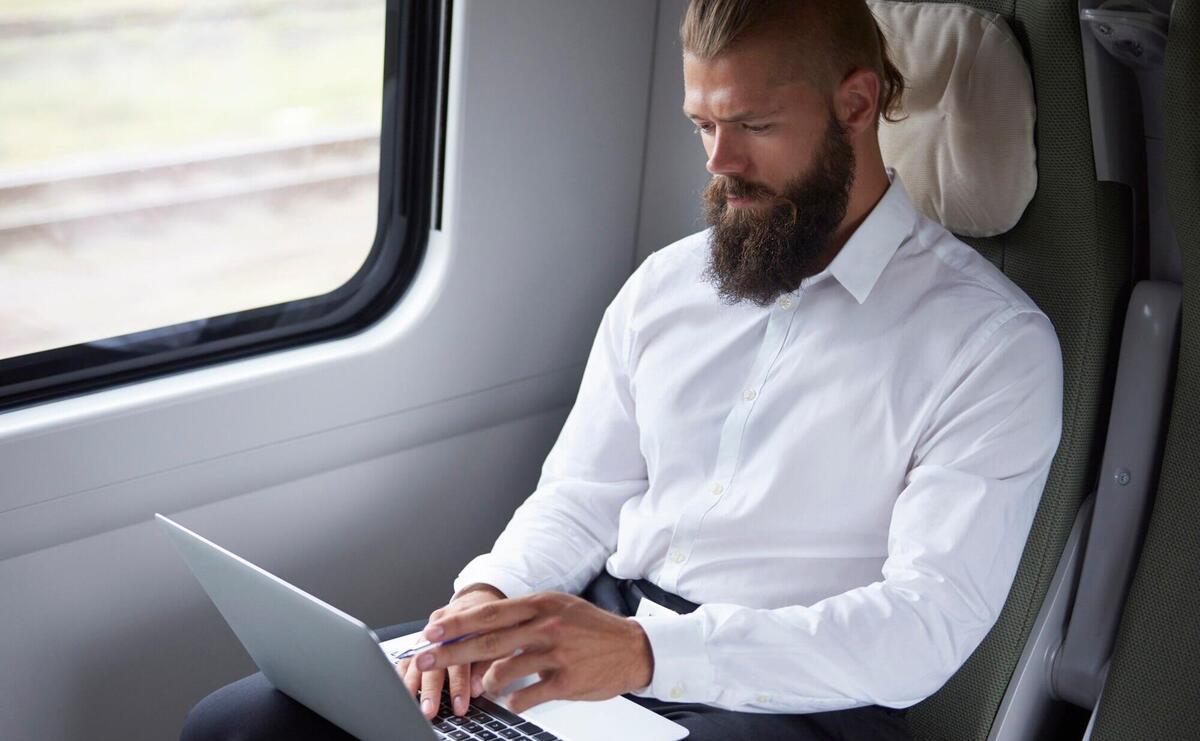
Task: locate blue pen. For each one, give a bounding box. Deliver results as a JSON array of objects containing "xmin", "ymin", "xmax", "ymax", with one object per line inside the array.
[{"xmin": 393, "ymin": 632, "xmax": 480, "ymax": 661}]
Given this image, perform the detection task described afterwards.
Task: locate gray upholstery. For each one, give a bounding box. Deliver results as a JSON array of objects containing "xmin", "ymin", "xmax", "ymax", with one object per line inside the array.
[
  {"xmin": 884, "ymin": 2, "xmax": 1132, "ymax": 740},
  {"xmin": 1089, "ymin": 1, "xmax": 1200, "ymax": 738}
]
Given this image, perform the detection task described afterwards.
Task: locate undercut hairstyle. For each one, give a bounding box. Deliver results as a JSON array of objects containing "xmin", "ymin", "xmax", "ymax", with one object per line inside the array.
[{"xmin": 681, "ymin": 0, "xmax": 906, "ymax": 124}]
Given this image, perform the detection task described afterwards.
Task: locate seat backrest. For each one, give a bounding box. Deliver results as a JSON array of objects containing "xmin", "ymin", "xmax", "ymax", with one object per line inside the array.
[
  {"xmin": 878, "ymin": 2, "xmax": 1132, "ymax": 740},
  {"xmin": 1088, "ymin": 3, "xmax": 1200, "ymax": 738}
]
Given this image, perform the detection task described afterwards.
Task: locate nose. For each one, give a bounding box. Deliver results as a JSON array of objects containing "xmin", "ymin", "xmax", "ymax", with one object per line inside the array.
[{"xmin": 705, "ymin": 128, "xmax": 747, "ymax": 176}]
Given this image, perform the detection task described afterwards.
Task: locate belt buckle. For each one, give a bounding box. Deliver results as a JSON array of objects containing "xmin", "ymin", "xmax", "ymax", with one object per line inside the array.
[{"xmin": 634, "ymin": 592, "xmax": 681, "ymax": 619}]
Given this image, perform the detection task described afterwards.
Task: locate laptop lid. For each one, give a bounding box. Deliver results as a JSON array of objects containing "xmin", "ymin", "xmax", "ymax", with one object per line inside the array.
[{"xmin": 156, "ymin": 513, "xmax": 435, "ymax": 741}]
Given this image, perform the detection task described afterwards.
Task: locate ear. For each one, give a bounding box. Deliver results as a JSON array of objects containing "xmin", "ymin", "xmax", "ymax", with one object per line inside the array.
[{"xmin": 833, "ymin": 68, "xmax": 880, "ymax": 136}]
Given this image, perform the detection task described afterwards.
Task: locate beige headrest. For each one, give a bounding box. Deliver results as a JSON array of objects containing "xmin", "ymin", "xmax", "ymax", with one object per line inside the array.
[{"xmin": 870, "ymin": 0, "xmax": 1037, "ymax": 237}]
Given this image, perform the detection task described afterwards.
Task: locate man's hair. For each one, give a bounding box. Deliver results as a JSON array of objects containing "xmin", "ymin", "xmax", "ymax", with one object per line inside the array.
[{"xmin": 680, "ymin": 0, "xmax": 906, "ymax": 124}]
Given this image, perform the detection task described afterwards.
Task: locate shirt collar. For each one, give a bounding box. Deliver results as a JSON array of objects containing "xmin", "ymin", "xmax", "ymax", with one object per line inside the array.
[{"xmin": 819, "ymin": 168, "xmax": 918, "ymax": 305}]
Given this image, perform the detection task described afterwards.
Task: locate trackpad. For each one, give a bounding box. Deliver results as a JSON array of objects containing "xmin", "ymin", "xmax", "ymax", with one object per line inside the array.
[{"xmin": 493, "ymin": 681, "xmax": 688, "ymax": 741}]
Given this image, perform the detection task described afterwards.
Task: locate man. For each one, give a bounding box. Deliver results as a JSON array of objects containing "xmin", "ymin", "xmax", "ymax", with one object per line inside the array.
[{"xmin": 183, "ymin": 1, "xmax": 1062, "ymax": 739}]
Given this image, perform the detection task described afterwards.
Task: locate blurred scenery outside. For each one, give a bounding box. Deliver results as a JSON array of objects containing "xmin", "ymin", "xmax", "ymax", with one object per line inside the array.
[{"xmin": 0, "ymin": 0, "xmax": 385, "ymax": 360}]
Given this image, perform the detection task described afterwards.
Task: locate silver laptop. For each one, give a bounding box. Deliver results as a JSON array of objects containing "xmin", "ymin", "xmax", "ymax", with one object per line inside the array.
[{"xmin": 156, "ymin": 514, "xmax": 688, "ymax": 741}]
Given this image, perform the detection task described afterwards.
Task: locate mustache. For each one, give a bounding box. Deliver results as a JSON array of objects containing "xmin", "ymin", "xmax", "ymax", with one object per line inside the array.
[
  {"xmin": 704, "ymin": 176, "xmax": 798, "ymax": 226},
  {"xmin": 706, "ymin": 176, "xmax": 775, "ymax": 202}
]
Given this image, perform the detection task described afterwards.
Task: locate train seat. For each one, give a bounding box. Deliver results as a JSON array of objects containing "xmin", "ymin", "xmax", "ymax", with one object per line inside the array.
[
  {"xmin": 865, "ymin": 2, "xmax": 1132, "ymax": 739},
  {"xmin": 1087, "ymin": 1, "xmax": 1200, "ymax": 737}
]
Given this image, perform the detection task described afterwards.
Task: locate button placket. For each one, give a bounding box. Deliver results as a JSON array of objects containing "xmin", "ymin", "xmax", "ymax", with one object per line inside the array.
[{"xmin": 659, "ymin": 297, "xmax": 803, "ymax": 592}]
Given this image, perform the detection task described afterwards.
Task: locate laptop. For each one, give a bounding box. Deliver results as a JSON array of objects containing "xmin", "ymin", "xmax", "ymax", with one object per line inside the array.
[{"xmin": 156, "ymin": 514, "xmax": 688, "ymax": 741}]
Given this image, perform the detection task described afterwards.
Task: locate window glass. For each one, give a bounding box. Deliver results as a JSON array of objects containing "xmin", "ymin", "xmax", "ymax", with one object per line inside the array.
[{"xmin": 0, "ymin": 0, "xmax": 386, "ymax": 360}]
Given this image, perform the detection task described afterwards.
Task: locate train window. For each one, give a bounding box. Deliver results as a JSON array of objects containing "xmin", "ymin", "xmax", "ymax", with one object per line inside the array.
[{"xmin": 0, "ymin": 0, "xmax": 440, "ymax": 410}]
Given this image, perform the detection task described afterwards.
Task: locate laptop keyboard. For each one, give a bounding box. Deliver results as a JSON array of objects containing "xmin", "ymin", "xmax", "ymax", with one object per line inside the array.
[
  {"xmin": 427, "ymin": 686, "xmax": 561, "ymax": 741},
  {"xmin": 386, "ymin": 648, "xmax": 561, "ymax": 740}
]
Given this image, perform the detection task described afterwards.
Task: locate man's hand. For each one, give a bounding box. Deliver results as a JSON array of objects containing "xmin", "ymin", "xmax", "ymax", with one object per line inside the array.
[
  {"xmin": 412, "ymin": 592, "xmax": 654, "ymax": 714},
  {"xmin": 396, "ymin": 584, "xmax": 505, "ymax": 719}
]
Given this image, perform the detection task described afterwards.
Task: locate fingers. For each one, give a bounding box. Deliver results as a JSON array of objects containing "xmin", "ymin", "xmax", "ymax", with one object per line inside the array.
[
  {"xmin": 418, "ymin": 622, "xmax": 548, "ymax": 672},
  {"xmin": 505, "ymin": 670, "xmax": 564, "ymax": 715},
  {"xmin": 419, "ymin": 667, "xmax": 446, "ymax": 720},
  {"xmin": 414, "ymin": 665, "xmax": 470, "ymax": 718},
  {"xmin": 446, "ymin": 663, "xmax": 470, "ymax": 717},
  {"xmin": 424, "ymin": 595, "xmax": 546, "ymax": 643},
  {"xmin": 482, "ymin": 649, "xmax": 556, "ymax": 697},
  {"xmin": 470, "ymin": 659, "xmax": 492, "ymax": 697},
  {"xmin": 400, "ymin": 659, "xmax": 421, "ymax": 698}
]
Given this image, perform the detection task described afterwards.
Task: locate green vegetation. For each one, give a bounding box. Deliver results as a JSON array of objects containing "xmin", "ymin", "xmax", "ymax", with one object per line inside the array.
[
  {"xmin": 0, "ymin": 0, "xmax": 384, "ymax": 171},
  {"xmin": 0, "ymin": 0, "xmax": 316, "ymax": 22}
]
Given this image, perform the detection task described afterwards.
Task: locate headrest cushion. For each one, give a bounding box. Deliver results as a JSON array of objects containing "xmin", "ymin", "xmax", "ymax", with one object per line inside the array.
[{"xmin": 870, "ymin": 0, "xmax": 1037, "ymax": 237}]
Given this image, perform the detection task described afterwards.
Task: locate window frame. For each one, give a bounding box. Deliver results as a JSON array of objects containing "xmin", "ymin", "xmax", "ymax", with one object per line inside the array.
[{"xmin": 0, "ymin": 0, "xmax": 440, "ymax": 413}]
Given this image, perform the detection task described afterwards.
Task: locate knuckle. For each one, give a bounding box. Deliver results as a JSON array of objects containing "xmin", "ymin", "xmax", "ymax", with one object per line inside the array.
[
  {"xmin": 541, "ymin": 615, "xmax": 563, "ymax": 637},
  {"xmin": 481, "ymin": 632, "xmax": 501, "ymax": 654},
  {"xmin": 479, "ymin": 603, "xmax": 500, "ymax": 623},
  {"xmin": 483, "ymin": 668, "xmax": 506, "ymax": 694}
]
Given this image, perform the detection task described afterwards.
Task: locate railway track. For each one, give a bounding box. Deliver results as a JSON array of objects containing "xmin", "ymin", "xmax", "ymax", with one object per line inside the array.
[
  {"xmin": 0, "ymin": 0, "xmax": 380, "ymax": 40},
  {"xmin": 0, "ymin": 130, "xmax": 381, "ymax": 248}
]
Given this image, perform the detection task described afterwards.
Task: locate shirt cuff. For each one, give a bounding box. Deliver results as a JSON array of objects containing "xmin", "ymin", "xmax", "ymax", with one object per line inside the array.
[
  {"xmin": 630, "ymin": 612, "xmax": 718, "ymax": 703},
  {"xmin": 453, "ymin": 556, "xmax": 538, "ymax": 601}
]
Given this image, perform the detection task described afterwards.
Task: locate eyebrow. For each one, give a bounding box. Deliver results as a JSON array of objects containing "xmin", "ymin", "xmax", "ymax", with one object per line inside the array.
[{"xmin": 682, "ymin": 105, "xmax": 783, "ymax": 123}]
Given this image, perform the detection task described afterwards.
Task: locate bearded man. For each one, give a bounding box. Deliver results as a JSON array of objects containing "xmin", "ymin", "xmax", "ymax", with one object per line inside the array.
[{"xmin": 184, "ymin": 1, "xmax": 1062, "ymax": 739}]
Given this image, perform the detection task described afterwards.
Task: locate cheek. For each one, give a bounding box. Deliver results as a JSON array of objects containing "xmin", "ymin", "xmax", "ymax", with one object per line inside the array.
[{"xmin": 752, "ymin": 136, "xmax": 814, "ymax": 189}]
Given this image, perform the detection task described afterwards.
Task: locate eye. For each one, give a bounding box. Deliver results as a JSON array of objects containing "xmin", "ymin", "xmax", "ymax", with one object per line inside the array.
[
  {"xmin": 743, "ymin": 123, "xmax": 772, "ymax": 134},
  {"xmin": 692, "ymin": 121, "xmax": 714, "ymax": 135}
]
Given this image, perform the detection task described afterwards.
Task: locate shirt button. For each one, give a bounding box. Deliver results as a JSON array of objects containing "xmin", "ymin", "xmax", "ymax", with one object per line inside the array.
[
  {"xmin": 756, "ymin": 694, "xmax": 771, "ymax": 704},
  {"xmin": 711, "ymin": 482, "xmax": 725, "ymax": 496},
  {"xmin": 777, "ymin": 296, "xmax": 793, "ymax": 310},
  {"xmin": 670, "ymin": 686, "xmax": 684, "ymax": 700},
  {"xmin": 743, "ymin": 388, "xmax": 758, "ymax": 401},
  {"xmin": 670, "ymin": 550, "xmax": 686, "ymax": 564}
]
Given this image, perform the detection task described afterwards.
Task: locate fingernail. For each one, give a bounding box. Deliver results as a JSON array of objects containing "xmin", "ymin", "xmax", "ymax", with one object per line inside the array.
[
  {"xmin": 471, "ymin": 676, "xmax": 484, "ymax": 697},
  {"xmin": 421, "ymin": 699, "xmax": 432, "ymax": 716},
  {"xmin": 426, "ymin": 625, "xmax": 444, "ymax": 640},
  {"xmin": 454, "ymin": 695, "xmax": 465, "ymax": 715},
  {"xmin": 416, "ymin": 652, "xmax": 434, "ymax": 670}
]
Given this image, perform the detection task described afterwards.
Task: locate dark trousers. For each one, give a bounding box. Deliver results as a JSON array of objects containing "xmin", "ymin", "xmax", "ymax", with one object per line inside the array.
[{"xmin": 181, "ymin": 574, "xmax": 913, "ymax": 741}]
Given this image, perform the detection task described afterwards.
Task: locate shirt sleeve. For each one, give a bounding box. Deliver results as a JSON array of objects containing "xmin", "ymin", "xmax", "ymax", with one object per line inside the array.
[
  {"xmin": 455, "ymin": 270, "xmax": 649, "ymax": 600},
  {"xmin": 631, "ymin": 310, "xmax": 1064, "ymax": 713}
]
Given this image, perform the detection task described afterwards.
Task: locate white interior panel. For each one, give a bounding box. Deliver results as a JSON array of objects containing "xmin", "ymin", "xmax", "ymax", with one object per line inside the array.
[
  {"xmin": 0, "ymin": 411, "xmax": 564, "ymax": 740},
  {"xmin": 0, "ymin": 1, "xmax": 659, "ymax": 738},
  {"xmin": 634, "ymin": 0, "xmax": 710, "ymax": 265}
]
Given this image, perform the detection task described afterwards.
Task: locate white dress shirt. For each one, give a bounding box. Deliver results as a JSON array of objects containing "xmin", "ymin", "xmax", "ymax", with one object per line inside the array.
[{"xmin": 456, "ymin": 173, "xmax": 1063, "ymax": 713}]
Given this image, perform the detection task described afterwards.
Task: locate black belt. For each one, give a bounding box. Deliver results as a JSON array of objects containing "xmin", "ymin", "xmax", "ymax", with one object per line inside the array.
[{"xmin": 581, "ymin": 569, "xmax": 701, "ymax": 617}]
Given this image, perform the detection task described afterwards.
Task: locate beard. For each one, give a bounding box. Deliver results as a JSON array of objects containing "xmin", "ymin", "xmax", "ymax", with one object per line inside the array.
[{"xmin": 701, "ymin": 112, "xmax": 856, "ymax": 307}]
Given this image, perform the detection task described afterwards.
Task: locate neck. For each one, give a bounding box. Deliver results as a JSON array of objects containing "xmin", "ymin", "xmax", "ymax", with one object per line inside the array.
[{"xmin": 814, "ymin": 147, "xmax": 890, "ymax": 272}]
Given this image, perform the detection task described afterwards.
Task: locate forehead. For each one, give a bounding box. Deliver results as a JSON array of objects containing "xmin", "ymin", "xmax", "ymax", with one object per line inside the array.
[{"xmin": 682, "ymin": 46, "xmax": 815, "ymax": 117}]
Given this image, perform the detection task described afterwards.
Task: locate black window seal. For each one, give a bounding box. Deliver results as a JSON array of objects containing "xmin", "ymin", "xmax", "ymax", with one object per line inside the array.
[{"xmin": 0, "ymin": 0, "xmax": 439, "ymax": 414}]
